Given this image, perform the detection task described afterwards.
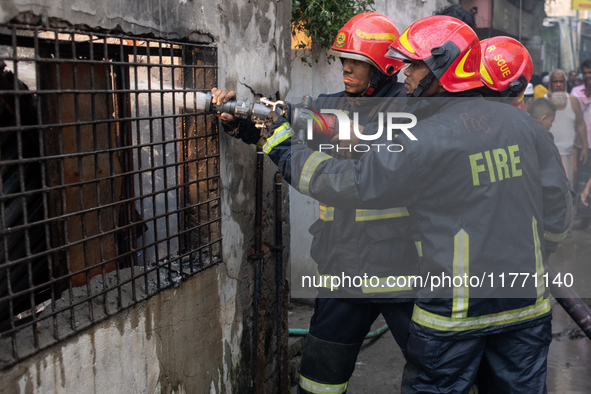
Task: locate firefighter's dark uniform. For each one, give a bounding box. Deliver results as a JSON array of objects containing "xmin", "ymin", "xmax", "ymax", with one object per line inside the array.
[
  {"xmin": 264, "ymin": 92, "xmax": 572, "ymax": 393},
  {"xmin": 306, "ymin": 85, "xmax": 418, "ymax": 302},
  {"xmin": 224, "ymin": 80, "xmax": 419, "ymax": 394},
  {"xmin": 298, "ymin": 84, "xmax": 419, "ymax": 394}
]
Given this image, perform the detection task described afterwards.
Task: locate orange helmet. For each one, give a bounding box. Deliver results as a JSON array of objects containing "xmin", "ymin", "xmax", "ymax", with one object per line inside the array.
[
  {"xmin": 386, "ymin": 15, "xmax": 482, "ymax": 96},
  {"xmin": 480, "ymin": 37, "xmax": 533, "ymax": 98},
  {"xmin": 327, "ymin": 12, "xmax": 405, "ymax": 77}
]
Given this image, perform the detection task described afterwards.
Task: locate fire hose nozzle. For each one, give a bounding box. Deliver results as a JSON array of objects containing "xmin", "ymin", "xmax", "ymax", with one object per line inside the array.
[{"xmin": 194, "ymin": 91, "xmax": 287, "ymax": 129}]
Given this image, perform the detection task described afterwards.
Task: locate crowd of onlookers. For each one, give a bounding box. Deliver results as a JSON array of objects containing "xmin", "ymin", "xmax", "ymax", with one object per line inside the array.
[{"xmin": 527, "ymin": 62, "xmax": 591, "ymax": 231}]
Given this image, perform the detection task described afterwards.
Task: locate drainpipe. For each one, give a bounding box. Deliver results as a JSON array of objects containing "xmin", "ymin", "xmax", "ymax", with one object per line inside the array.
[
  {"xmin": 274, "ymin": 172, "xmax": 288, "ymax": 393},
  {"xmin": 252, "ymin": 148, "xmax": 264, "ymax": 393}
]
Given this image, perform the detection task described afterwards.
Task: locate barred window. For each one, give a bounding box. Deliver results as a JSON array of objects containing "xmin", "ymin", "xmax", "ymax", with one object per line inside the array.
[{"xmin": 0, "ymin": 24, "xmax": 221, "ymax": 369}]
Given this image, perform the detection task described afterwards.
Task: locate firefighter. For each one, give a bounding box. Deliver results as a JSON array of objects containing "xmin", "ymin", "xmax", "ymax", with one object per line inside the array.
[
  {"xmin": 292, "ymin": 14, "xmax": 419, "ymax": 394},
  {"xmin": 478, "ymin": 36, "xmax": 533, "ymax": 110},
  {"xmin": 213, "ymin": 14, "xmax": 418, "ymax": 394},
  {"xmin": 228, "ymin": 15, "xmax": 572, "ymax": 392},
  {"xmin": 476, "ymin": 36, "xmax": 541, "ymax": 394}
]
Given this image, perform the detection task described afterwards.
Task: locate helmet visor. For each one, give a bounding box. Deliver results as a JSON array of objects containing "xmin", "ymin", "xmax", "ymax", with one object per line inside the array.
[
  {"xmin": 327, "ymin": 48, "xmax": 384, "ymax": 74},
  {"xmin": 385, "ymin": 47, "xmax": 412, "ymax": 62}
]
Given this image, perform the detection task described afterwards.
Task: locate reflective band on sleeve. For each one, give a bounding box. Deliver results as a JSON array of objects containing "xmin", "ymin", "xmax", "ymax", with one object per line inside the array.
[
  {"xmin": 415, "ymin": 241, "xmax": 423, "ymax": 257},
  {"xmin": 412, "ymin": 298, "xmax": 551, "ymax": 331},
  {"xmin": 544, "ymin": 229, "xmax": 568, "ymax": 243},
  {"xmin": 533, "ymin": 217, "xmax": 546, "ymax": 302},
  {"xmin": 299, "ymin": 151, "xmax": 332, "ymax": 196},
  {"xmin": 361, "ymin": 276, "xmax": 415, "ymax": 293},
  {"xmin": 319, "ymin": 204, "xmax": 334, "ymax": 221},
  {"xmin": 354, "ymin": 207, "xmax": 409, "ymax": 221},
  {"xmin": 299, "ymin": 376, "xmax": 348, "ymax": 394},
  {"xmin": 317, "ymin": 271, "xmax": 338, "ymax": 291},
  {"xmin": 262, "ymin": 123, "xmax": 293, "ymax": 154},
  {"xmin": 452, "ymin": 229, "xmax": 469, "ymax": 319}
]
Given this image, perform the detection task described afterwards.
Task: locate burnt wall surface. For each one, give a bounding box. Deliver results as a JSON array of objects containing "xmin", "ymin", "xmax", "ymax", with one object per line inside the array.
[{"xmin": 0, "ymin": 0, "xmax": 291, "ymax": 393}]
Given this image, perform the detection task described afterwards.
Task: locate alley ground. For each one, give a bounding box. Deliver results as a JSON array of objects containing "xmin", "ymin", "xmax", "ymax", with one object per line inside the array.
[{"xmin": 289, "ymin": 228, "xmax": 591, "ymax": 394}]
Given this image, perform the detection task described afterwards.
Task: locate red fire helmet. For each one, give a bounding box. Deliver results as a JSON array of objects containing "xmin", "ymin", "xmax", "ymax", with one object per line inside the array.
[
  {"xmin": 480, "ymin": 36, "xmax": 533, "ymax": 99},
  {"xmin": 327, "ymin": 12, "xmax": 406, "ymax": 76},
  {"xmin": 386, "ymin": 15, "xmax": 483, "ymax": 92}
]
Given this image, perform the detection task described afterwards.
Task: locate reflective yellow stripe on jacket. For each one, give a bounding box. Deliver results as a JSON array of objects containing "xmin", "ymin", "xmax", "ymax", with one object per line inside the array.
[
  {"xmin": 412, "ymin": 298, "xmax": 551, "ymax": 331},
  {"xmin": 319, "ymin": 204, "xmax": 334, "ymax": 221},
  {"xmin": 318, "ymin": 206, "xmax": 408, "ymax": 222},
  {"xmin": 533, "ymin": 217, "xmax": 546, "ymax": 302},
  {"xmin": 299, "ymin": 151, "xmax": 331, "ymax": 195},
  {"xmin": 415, "ymin": 241, "xmax": 423, "ymax": 257},
  {"xmin": 452, "ymin": 229, "xmax": 470, "ymax": 319},
  {"xmin": 316, "ymin": 271, "xmax": 338, "ymax": 290},
  {"xmin": 355, "ymin": 207, "xmax": 409, "ymax": 221},
  {"xmin": 262, "ymin": 123, "xmax": 293, "ymax": 154}
]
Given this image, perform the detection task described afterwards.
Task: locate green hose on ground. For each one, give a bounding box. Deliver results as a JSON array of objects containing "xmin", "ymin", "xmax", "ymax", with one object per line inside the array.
[{"xmin": 288, "ymin": 324, "xmax": 389, "ymax": 339}]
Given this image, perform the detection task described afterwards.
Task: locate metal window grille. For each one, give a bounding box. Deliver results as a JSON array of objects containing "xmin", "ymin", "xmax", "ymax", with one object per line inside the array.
[{"xmin": 0, "ymin": 24, "xmax": 221, "ymax": 369}]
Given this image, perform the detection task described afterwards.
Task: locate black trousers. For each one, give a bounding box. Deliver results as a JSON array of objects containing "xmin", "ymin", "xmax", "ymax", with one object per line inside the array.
[
  {"xmin": 406, "ymin": 320, "xmax": 552, "ymax": 394},
  {"xmin": 297, "ymin": 298, "xmax": 414, "ymax": 394}
]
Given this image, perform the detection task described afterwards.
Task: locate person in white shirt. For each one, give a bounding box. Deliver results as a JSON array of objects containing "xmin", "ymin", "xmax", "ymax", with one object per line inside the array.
[{"xmin": 547, "ymin": 69, "xmax": 588, "ymax": 187}]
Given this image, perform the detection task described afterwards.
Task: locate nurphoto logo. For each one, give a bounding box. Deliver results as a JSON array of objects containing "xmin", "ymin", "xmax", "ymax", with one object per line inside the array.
[{"xmin": 306, "ymin": 109, "xmax": 418, "ymax": 153}]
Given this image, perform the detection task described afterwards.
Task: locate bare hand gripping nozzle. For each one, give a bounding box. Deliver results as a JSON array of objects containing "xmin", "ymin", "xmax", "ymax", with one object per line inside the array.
[{"xmin": 194, "ymin": 91, "xmax": 288, "ymax": 129}]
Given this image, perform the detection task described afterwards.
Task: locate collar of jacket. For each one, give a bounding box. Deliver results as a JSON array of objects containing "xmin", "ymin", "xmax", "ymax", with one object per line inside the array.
[
  {"xmin": 409, "ymin": 90, "xmax": 483, "ymax": 119},
  {"xmin": 343, "ymin": 77, "xmax": 405, "ymax": 98},
  {"xmin": 432, "ymin": 90, "xmax": 482, "ymax": 98},
  {"xmin": 337, "ymin": 80, "xmax": 405, "ymax": 112}
]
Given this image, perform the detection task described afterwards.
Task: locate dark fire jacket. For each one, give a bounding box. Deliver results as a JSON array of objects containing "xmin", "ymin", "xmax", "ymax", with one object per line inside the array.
[
  {"xmin": 306, "ymin": 82, "xmax": 419, "ymax": 300},
  {"xmin": 266, "ymin": 94, "xmax": 573, "ymax": 337}
]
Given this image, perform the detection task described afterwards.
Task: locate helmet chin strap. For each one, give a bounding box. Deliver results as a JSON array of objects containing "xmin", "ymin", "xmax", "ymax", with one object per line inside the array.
[
  {"xmin": 343, "ymin": 63, "xmax": 396, "ymax": 97},
  {"xmin": 349, "ymin": 66, "xmax": 385, "ymax": 97},
  {"xmin": 362, "ymin": 67, "xmax": 388, "ymax": 96},
  {"xmin": 501, "ymin": 75, "xmax": 528, "ymax": 98},
  {"xmin": 411, "ymin": 71, "xmax": 435, "ymax": 97},
  {"xmin": 410, "ymin": 42, "xmax": 459, "ymax": 97}
]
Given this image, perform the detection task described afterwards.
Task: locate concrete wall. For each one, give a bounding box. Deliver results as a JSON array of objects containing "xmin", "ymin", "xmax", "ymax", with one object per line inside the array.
[
  {"xmin": 287, "ymin": 0, "xmax": 452, "ymax": 297},
  {"xmin": 0, "ymin": 0, "xmax": 291, "ymax": 393}
]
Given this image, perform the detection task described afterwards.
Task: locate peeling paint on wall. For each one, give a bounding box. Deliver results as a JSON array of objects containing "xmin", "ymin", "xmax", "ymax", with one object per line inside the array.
[
  {"xmin": 11, "ymin": 308, "xmax": 161, "ymax": 394},
  {"xmin": 1, "ymin": 0, "xmax": 291, "ymax": 392}
]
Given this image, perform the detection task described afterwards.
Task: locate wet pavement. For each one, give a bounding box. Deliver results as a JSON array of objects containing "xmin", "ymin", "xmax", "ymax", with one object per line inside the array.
[
  {"xmin": 288, "ymin": 228, "xmax": 591, "ymax": 393},
  {"xmin": 546, "ymin": 227, "xmax": 591, "ymax": 394}
]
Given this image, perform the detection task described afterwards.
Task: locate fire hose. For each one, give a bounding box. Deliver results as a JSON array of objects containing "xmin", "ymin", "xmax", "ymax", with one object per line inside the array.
[
  {"xmin": 547, "ymin": 264, "xmax": 591, "ymax": 340},
  {"xmin": 289, "ymin": 325, "xmax": 389, "ymax": 340}
]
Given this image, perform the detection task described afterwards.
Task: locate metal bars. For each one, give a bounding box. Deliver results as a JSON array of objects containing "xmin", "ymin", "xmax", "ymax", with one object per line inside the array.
[{"xmin": 0, "ymin": 24, "xmax": 221, "ymax": 370}]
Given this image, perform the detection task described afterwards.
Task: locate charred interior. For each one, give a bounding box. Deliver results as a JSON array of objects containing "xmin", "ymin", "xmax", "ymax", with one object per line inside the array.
[{"xmin": 0, "ymin": 24, "xmax": 221, "ymax": 369}]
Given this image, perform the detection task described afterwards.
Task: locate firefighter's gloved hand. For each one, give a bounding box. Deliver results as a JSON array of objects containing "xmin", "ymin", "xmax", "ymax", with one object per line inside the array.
[
  {"xmin": 267, "ymin": 113, "xmax": 289, "ymax": 135},
  {"xmin": 234, "ymin": 124, "xmax": 262, "ymax": 145},
  {"xmin": 219, "ymin": 118, "xmax": 261, "ymax": 145}
]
